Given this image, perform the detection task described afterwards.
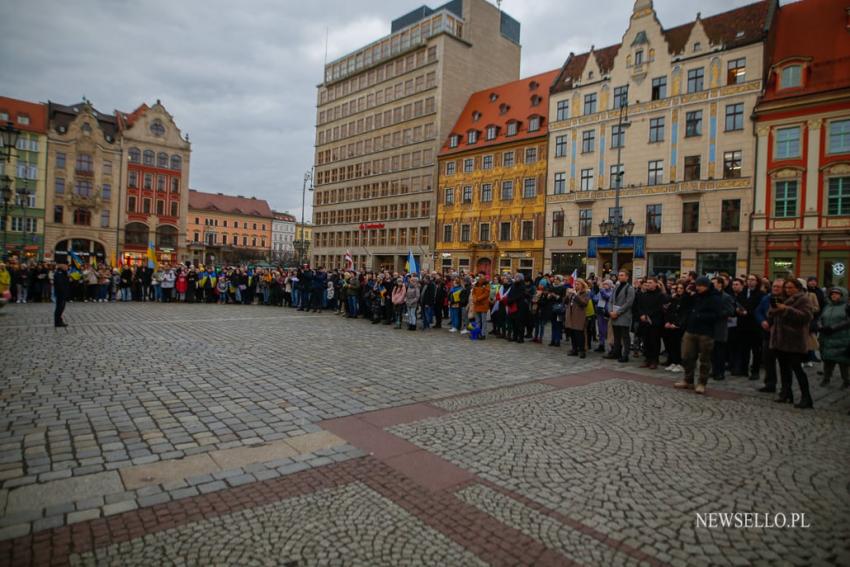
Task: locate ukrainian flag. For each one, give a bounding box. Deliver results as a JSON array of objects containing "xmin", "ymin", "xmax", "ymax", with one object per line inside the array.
[
  {"xmin": 69, "ymin": 249, "xmax": 84, "ymax": 270},
  {"xmin": 405, "ymin": 250, "xmax": 418, "ymax": 275},
  {"xmin": 146, "ymin": 241, "xmax": 157, "ymax": 269}
]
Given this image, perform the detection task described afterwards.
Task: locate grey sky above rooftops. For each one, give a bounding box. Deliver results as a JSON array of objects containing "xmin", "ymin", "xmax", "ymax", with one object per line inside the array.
[{"xmin": 0, "ymin": 0, "xmax": 755, "ymax": 217}]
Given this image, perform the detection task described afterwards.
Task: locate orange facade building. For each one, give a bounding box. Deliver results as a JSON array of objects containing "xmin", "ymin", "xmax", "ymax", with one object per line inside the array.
[{"xmin": 187, "ymin": 190, "xmax": 273, "ymax": 266}]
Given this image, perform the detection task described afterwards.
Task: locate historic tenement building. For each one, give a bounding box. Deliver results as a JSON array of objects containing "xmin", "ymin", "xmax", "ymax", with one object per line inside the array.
[
  {"xmin": 187, "ymin": 190, "xmax": 273, "ymax": 266},
  {"xmin": 311, "ymin": 0, "xmax": 521, "ymax": 272},
  {"xmin": 116, "ymin": 101, "xmax": 191, "ymax": 266},
  {"xmin": 436, "ymin": 70, "xmax": 559, "ymax": 278},
  {"xmin": 271, "ymin": 211, "xmax": 297, "ymax": 263},
  {"xmin": 44, "ymin": 101, "xmax": 123, "ymax": 265},
  {"xmin": 751, "ymin": 0, "xmax": 850, "ymax": 288},
  {"xmin": 0, "ymin": 97, "xmax": 47, "ymax": 261},
  {"xmin": 545, "ymin": 0, "xmax": 773, "ymax": 279}
]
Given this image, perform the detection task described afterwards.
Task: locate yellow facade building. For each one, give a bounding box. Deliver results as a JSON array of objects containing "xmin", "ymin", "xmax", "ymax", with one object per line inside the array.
[{"xmin": 436, "ymin": 70, "xmax": 559, "ymax": 278}]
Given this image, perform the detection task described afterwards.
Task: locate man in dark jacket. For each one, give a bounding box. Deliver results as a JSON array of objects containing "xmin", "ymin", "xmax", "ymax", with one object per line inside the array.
[
  {"xmin": 737, "ymin": 274, "xmax": 765, "ymax": 379},
  {"xmin": 635, "ymin": 277, "xmax": 665, "ymax": 369},
  {"xmin": 675, "ymin": 276, "xmax": 722, "ymax": 394},
  {"xmin": 53, "ymin": 263, "xmax": 70, "ymax": 328},
  {"xmin": 433, "ymin": 275, "xmax": 446, "ymax": 329},
  {"xmin": 419, "ymin": 275, "xmax": 436, "ymax": 330}
]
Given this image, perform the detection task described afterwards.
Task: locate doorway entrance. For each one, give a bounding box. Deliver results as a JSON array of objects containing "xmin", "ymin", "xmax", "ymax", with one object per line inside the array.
[{"xmin": 597, "ymin": 250, "xmax": 633, "ymax": 278}]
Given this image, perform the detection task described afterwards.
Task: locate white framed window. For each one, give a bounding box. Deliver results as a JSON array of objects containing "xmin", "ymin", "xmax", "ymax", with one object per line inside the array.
[
  {"xmin": 780, "ymin": 65, "xmax": 801, "ymax": 89},
  {"xmin": 486, "ymin": 126, "xmax": 498, "ymax": 140},
  {"xmin": 828, "ymin": 119, "xmax": 850, "ymax": 154},
  {"xmin": 775, "ymin": 126, "xmax": 801, "ymax": 159},
  {"xmin": 528, "ymin": 116, "xmax": 541, "ymax": 132},
  {"xmin": 553, "ymin": 172, "xmax": 566, "ymax": 195},
  {"xmin": 467, "ymin": 130, "xmax": 478, "ymax": 144},
  {"xmin": 580, "ymin": 168, "xmax": 594, "ymax": 191}
]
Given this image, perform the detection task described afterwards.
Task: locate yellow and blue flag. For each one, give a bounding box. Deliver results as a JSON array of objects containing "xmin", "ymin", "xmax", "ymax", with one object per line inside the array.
[
  {"xmin": 69, "ymin": 249, "xmax": 84, "ymax": 270},
  {"xmin": 146, "ymin": 241, "xmax": 157, "ymax": 269},
  {"xmin": 405, "ymin": 250, "xmax": 417, "ymax": 275}
]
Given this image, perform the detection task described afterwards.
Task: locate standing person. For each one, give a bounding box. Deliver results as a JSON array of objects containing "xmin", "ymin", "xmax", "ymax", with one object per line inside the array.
[
  {"xmin": 711, "ymin": 277, "xmax": 736, "ymax": 381},
  {"xmin": 0, "ymin": 263, "xmax": 10, "ymax": 305},
  {"xmin": 607, "ymin": 271, "xmax": 635, "ymax": 363},
  {"xmin": 662, "ymin": 282, "xmax": 687, "ymax": 372},
  {"xmin": 447, "ymin": 278, "xmax": 464, "ymax": 333},
  {"xmin": 635, "ymin": 276, "xmax": 665, "ymax": 369},
  {"xmin": 392, "ymin": 277, "xmax": 407, "ymax": 329},
  {"xmin": 404, "ymin": 276, "xmax": 420, "ymax": 331},
  {"xmin": 548, "ymin": 276, "xmax": 566, "ymax": 347},
  {"xmin": 817, "ymin": 287, "xmax": 850, "ymax": 388},
  {"xmin": 160, "ymin": 267, "xmax": 176, "ymax": 302},
  {"xmin": 187, "ymin": 268, "xmax": 198, "ymax": 304},
  {"xmin": 175, "ymin": 269, "xmax": 188, "ymax": 302},
  {"xmin": 420, "ymin": 275, "xmax": 436, "ymax": 330},
  {"xmin": 531, "ymin": 281, "xmax": 549, "ymax": 344},
  {"xmin": 675, "ymin": 277, "xmax": 722, "ymax": 394},
  {"xmin": 738, "ymin": 274, "xmax": 765, "ymax": 380},
  {"xmin": 755, "ymin": 279, "xmax": 785, "ymax": 393},
  {"xmin": 593, "ymin": 279, "xmax": 613, "ymax": 353},
  {"xmin": 15, "ymin": 264, "xmax": 29, "ymax": 303},
  {"xmin": 120, "ymin": 266, "xmax": 133, "ymax": 301},
  {"xmin": 432, "ymin": 275, "xmax": 446, "ymax": 329},
  {"xmin": 565, "ymin": 279, "xmax": 590, "ymax": 358},
  {"xmin": 769, "ymin": 278, "xmax": 814, "ymax": 408},
  {"xmin": 505, "ymin": 273, "xmax": 529, "ymax": 343},
  {"xmin": 53, "ymin": 263, "xmax": 70, "ymax": 328},
  {"xmin": 471, "ymin": 277, "xmax": 490, "ymax": 339}
]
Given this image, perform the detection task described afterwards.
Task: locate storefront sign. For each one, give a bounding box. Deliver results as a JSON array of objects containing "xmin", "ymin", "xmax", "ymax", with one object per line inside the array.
[
  {"xmin": 833, "ymin": 262, "xmax": 846, "ymax": 276},
  {"xmin": 358, "ymin": 223, "xmax": 385, "ymax": 230},
  {"xmin": 587, "ymin": 236, "xmax": 646, "ymax": 259}
]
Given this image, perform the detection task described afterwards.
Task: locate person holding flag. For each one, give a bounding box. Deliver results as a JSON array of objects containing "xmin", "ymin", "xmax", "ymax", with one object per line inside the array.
[{"xmin": 344, "ymin": 250, "xmax": 354, "ymax": 271}]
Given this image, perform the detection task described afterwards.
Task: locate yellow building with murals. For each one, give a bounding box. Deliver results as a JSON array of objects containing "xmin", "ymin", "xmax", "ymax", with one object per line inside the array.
[{"xmin": 435, "ymin": 70, "xmax": 559, "ymax": 278}]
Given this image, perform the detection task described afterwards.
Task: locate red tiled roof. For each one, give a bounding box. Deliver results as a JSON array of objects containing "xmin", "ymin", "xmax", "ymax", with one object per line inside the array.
[
  {"xmin": 116, "ymin": 103, "xmax": 150, "ymax": 130},
  {"xmin": 0, "ymin": 96, "xmax": 48, "ymax": 134},
  {"xmin": 439, "ymin": 69, "xmax": 561, "ymax": 156},
  {"xmin": 189, "ymin": 190, "xmax": 273, "ymax": 218},
  {"xmin": 552, "ymin": 1, "xmax": 771, "ymax": 94},
  {"xmin": 273, "ymin": 211, "xmax": 297, "ymax": 222},
  {"xmin": 761, "ymin": 0, "xmax": 850, "ymax": 103}
]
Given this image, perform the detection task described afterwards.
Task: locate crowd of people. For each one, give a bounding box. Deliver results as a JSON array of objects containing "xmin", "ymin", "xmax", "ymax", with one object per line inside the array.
[{"xmin": 1, "ymin": 259, "xmax": 848, "ymax": 410}]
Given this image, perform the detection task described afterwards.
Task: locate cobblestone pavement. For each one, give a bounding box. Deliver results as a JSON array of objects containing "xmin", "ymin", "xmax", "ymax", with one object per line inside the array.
[{"xmin": 1, "ymin": 302, "xmax": 849, "ymax": 566}]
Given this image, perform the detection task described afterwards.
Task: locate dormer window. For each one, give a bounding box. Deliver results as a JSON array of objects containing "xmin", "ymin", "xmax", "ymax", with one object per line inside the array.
[
  {"xmin": 472, "ymin": 111, "xmax": 481, "ymax": 122},
  {"xmin": 529, "ymin": 80, "xmax": 539, "ymax": 91},
  {"xmin": 17, "ymin": 114, "xmax": 30, "ymax": 126},
  {"xmin": 507, "ymin": 121, "xmax": 518, "ymax": 136},
  {"xmin": 449, "ymin": 135, "xmax": 460, "ymax": 148},
  {"xmin": 530, "ymin": 95, "xmax": 541, "ymax": 107},
  {"xmin": 486, "ymin": 126, "xmax": 498, "ymax": 140},
  {"xmin": 588, "ymin": 70, "xmax": 594, "ymax": 80},
  {"xmin": 528, "ymin": 116, "xmax": 541, "ymax": 132},
  {"xmin": 693, "ymin": 42, "xmax": 702, "ymax": 52},
  {"xmin": 780, "ymin": 65, "xmax": 802, "ymax": 89},
  {"xmin": 499, "ymin": 103, "xmax": 510, "ymax": 115},
  {"xmin": 635, "ymin": 50, "xmax": 644, "ymax": 65},
  {"xmin": 467, "ymin": 130, "xmax": 478, "ymax": 144},
  {"xmin": 489, "ymin": 92, "xmax": 498, "ymax": 102}
]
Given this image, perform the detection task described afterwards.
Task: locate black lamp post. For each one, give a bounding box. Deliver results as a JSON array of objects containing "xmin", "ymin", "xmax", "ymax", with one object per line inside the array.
[
  {"xmin": 17, "ymin": 180, "xmax": 31, "ymax": 258},
  {"xmin": 604, "ymin": 86, "xmax": 633, "ymax": 275},
  {"xmin": 1, "ymin": 122, "xmax": 21, "ymax": 261},
  {"xmin": 299, "ymin": 169, "xmax": 313, "ymax": 266},
  {"xmin": 0, "ymin": 121, "xmax": 21, "ymax": 162}
]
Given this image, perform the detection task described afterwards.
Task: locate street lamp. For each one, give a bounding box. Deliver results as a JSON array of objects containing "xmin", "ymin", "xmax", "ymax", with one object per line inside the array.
[
  {"xmin": 607, "ymin": 86, "xmax": 632, "ymax": 275},
  {"xmin": 17, "ymin": 180, "xmax": 31, "ymax": 259},
  {"xmin": 0, "ymin": 122, "xmax": 21, "ymax": 163},
  {"xmin": 299, "ymin": 169, "xmax": 313, "ymax": 267},
  {"xmin": 1, "ymin": 176, "xmax": 12, "ymax": 257}
]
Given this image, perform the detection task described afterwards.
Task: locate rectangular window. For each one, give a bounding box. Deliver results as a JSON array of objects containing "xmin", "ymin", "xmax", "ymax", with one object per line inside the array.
[
  {"xmin": 523, "ymin": 178, "xmax": 536, "ymax": 198},
  {"xmin": 462, "ymin": 185, "xmax": 472, "ymax": 203},
  {"xmin": 581, "ymin": 130, "xmax": 595, "ymax": 153},
  {"xmin": 479, "ymin": 222, "xmax": 490, "ymax": 241},
  {"xmin": 775, "ymin": 126, "xmax": 801, "ymax": 159},
  {"xmin": 578, "ymin": 209, "xmax": 592, "ymax": 236},
  {"xmin": 828, "ymin": 177, "xmax": 850, "ymax": 216},
  {"xmin": 611, "ymin": 125, "xmax": 625, "ymax": 148},
  {"xmin": 501, "ymin": 180, "xmax": 513, "ymax": 200},
  {"xmin": 445, "ymin": 161, "xmax": 455, "ymax": 175},
  {"xmin": 723, "ymin": 150, "xmax": 742, "ymax": 179},
  {"xmin": 443, "ymin": 224, "xmax": 452, "ymax": 242},
  {"xmin": 100, "ymin": 210, "xmax": 109, "ymax": 228},
  {"xmin": 156, "ymin": 200, "xmax": 165, "ymax": 215},
  {"xmin": 634, "ymin": 50, "xmax": 644, "ymax": 65},
  {"xmin": 128, "ymin": 196, "xmax": 136, "ymax": 213},
  {"xmin": 460, "ymin": 224, "xmax": 470, "ymax": 242},
  {"xmin": 682, "ymin": 202, "xmax": 700, "ymax": 233},
  {"xmin": 780, "ymin": 65, "xmax": 801, "ymax": 89},
  {"xmin": 463, "ymin": 158, "xmax": 474, "ymax": 173},
  {"xmin": 128, "ymin": 171, "xmax": 138, "ymax": 188},
  {"xmin": 684, "ymin": 155, "xmax": 701, "ymax": 181},
  {"xmin": 580, "ymin": 168, "xmax": 594, "ymax": 191},
  {"xmin": 53, "ymin": 205, "xmax": 63, "ymax": 223},
  {"xmin": 444, "ymin": 187, "xmax": 454, "ymax": 204},
  {"xmin": 56, "ymin": 152, "xmax": 66, "ymax": 168},
  {"xmin": 721, "ymin": 199, "xmax": 741, "ymax": 232},
  {"xmin": 828, "ymin": 119, "xmax": 850, "ymax": 154},
  {"xmin": 481, "ymin": 183, "xmax": 492, "ymax": 202},
  {"xmin": 506, "ymin": 122, "xmax": 518, "ymax": 136},
  {"xmin": 774, "ymin": 180, "xmax": 798, "ymax": 217},
  {"xmin": 610, "ymin": 164, "xmax": 623, "ymax": 189},
  {"xmin": 521, "ymin": 220, "xmax": 534, "ymax": 241},
  {"xmin": 556, "ymin": 100, "xmax": 569, "ymax": 121},
  {"xmin": 651, "ymin": 76, "xmax": 667, "ymax": 101},
  {"xmin": 528, "ymin": 117, "xmax": 541, "ymax": 132},
  {"xmin": 55, "ymin": 178, "xmax": 65, "ymax": 194},
  {"xmin": 687, "ymin": 68, "xmax": 704, "ymax": 93},
  {"xmin": 503, "ymin": 151, "xmax": 514, "ymax": 167},
  {"xmin": 685, "ymin": 110, "xmax": 703, "ymax": 137},
  {"xmin": 486, "ymin": 126, "xmax": 497, "ymax": 140},
  {"xmin": 725, "ymin": 103, "xmax": 744, "ymax": 131},
  {"xmin": 553, "ymin": 172, "xmax": 566, "ymax": 194},
  {"xmin": 649, "ymin": 117, "xmax": 664, "ymax": 142},
  {"xmin": 648, "ymin": 160, "xmax": 664, "ymax": 185},
  {"xmin": 144, "ymin": 173, "xmax": 152, "ymax": 189},
  {"xmin": 583, "ymin": 93, "xmax": 597, "ymax": 115},
  {"xmin": 646, "ymin": 204, "xmax": 662, "ymax": 234},
  {"xmin": 499, "ymin": 221, "xmax": 511, "ymax": 241},
  {"xmin": 554, "ymin": 135, "xmax": 567, "ymax": 157},
  {"xmin": 552, "ymin": 210, "xmax": 564, "ymax": 237},
  {"xmin": 613, "ymin": 85, "xmax": 628, "ymax": 109},
  {"xmin": 525, "ymin": 147, "xmax": 537, "ymax": 163},
  {"xmin": 467, "ymin": 131, "xmax": 478, "ymax": 144},
  {"xmin": 482, "ymin": 155, "xmax": 493, "ymax": 169},
  {"xmin": 727, "ymin": 58, "xmax": 746, "ymax": 84},
  {"xmin": 143, "ymin": 198, "xmax": 151, "ymax": 214}
]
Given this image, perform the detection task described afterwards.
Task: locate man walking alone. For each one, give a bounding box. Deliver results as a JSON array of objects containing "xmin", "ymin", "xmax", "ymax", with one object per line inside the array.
[{"xmin": 53, "ymin": 263, "xmax": 70, "ymax": 328}]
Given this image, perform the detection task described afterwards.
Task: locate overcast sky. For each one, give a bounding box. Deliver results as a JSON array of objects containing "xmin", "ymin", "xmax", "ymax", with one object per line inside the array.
[{"xmin": 0, "ymin": 0, "xmax": 757, "ymax": 218}]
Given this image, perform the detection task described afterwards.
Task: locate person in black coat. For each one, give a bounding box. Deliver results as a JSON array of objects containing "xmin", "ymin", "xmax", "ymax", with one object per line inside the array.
[
  {"xmin": 433, "ymin": 275, "xmax": 447, "ymax": 329},
  {"xmin": 675, "ymin": 277, "xmax": 723, "ymax": 393},
  {"xmin": 53, "ymin": 263, "xmax": 70, "ymax": 327},
  {"xmin": 505, "ymin": 273, "xmax": 529, "ymax": 343},
  {"xmin": 635, "ymin": 277, "xmax": 666, "ymax": 368}
]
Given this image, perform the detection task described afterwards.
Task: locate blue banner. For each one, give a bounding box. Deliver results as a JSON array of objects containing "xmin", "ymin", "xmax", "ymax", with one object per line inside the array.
[{"xmin": 587, "ymin": 236, "xmax": 645, "ymax": 258}]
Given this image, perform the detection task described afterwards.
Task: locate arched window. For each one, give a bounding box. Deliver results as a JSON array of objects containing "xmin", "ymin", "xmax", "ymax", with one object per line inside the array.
[
  {"xmin": 128, "ymin": 147, "xmax": 141, "ymax": 163},
  {"xmin": 143, "ymin": 150, "xmax": 155, "ymax": 165},
  {"xmin": 156, "ymin": 225, "xmax": 178, "ymax": 249},
  {"xmin": 157, "ymin": 152, "xmax": 168, "ymax": 168},
  {"xmin": 75, "ymin": 153, "xmax": 93, "ymax": 172},
  {"xmin": 73, "ymin": 209, "xmax": 92, "ymax": 226},
  {"xmin": 125, "ymin": 222, "xmax": 149, "ymax": 245},
  {"xmin": 170, "ymin": 154, "xmax": 182, "ymax": 170}
]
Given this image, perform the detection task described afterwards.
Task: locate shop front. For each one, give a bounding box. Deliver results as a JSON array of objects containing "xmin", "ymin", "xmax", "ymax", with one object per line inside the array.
[
  {"xmin": 586, "ymin": 236, "xmax": 645, "ymax": 279},
  {"xmin": 54, "ymin": 238, "xmax": 106, "ymax": 266}
]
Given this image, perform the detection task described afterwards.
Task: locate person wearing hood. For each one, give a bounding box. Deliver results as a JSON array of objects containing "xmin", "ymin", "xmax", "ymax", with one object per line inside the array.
[
  {"xmin": 675, "ymin": 276, "xmax": 722, "ymax": 394},
  {"xmin": 505, "ymin": 273, "xmax": 529, "ymax": 343},
  {"xmin": 817, "ymin": 286, "xmax": 850, "ymax": 388},
  {"xmin": 471, "ymin": 277, "xmax": 490, "ymax": 339},
  {"xmin": 769, "ymin": 278, "xmax": 814, "ymax": 408},
  {"xmin": 635, "ymin": 276, "xmax": 665, "ymax": 369}
]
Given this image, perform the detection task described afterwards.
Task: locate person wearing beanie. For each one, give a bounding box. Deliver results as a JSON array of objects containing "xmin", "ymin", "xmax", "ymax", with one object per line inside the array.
[
  {"xmin": 675, "ymin": 276, "xmax": 722, "ymax": 394},
  {"xmin": 817, "ymin": 286, "xmax": 850, "ymax": 388},
  {"xmin": 769, "ymin": 278, "xmax": 814, "ymax": 408}
]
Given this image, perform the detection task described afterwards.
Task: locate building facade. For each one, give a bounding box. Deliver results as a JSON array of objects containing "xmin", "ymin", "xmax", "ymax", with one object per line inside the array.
[
  {"xmin": 44, "ymin": 101, "xmax": 123, "ymax": 265},
  {"xmin": 187, "ymin": 190, "xmax": 273, "ymax": 266},
  {"xmin": 311, "ymin": 0, "xmax": 522, "ymax": 272},
  {"xmin": 545, "ymin": 0, "xmax": 772, "ymax": 279},
  {"xmin": 0, "ymin": 97, "xmax": 47, "ymax": 261},
  {"xmin": 294, "ymin": 222, "xmax": 312, "ymax": 265},
  {"xmin": 271, "ymin": 211, "xmax": 297, "ymax": 264},
  {"xmin": 751, "ymin": 0, "xmax": 850, "ymax": 288},
  {"xmin": 436, "ymin": 70, "xmax": 559, "ymax": 277},
  {"xmin": 116, "ymin": 101, "xmax": 191, "ymax": 266}
]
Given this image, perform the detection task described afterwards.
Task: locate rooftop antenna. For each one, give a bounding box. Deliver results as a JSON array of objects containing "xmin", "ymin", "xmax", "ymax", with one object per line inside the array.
[
  {"xmin": 496, "ymin": 0, "xmax": 502, "ymax": 10},
  {"xmin": 323, "ymin": 26, "xmax": 329, "ymax": 67}
]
